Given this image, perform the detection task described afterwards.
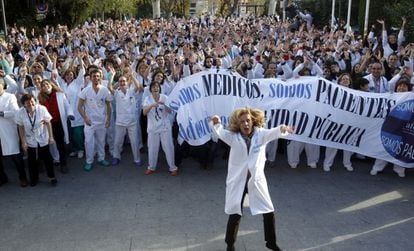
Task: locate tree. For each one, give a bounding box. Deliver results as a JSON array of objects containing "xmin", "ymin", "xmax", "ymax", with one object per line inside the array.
[
  {"xmin": 160, "ymin": 0, "xmax": 176, "ymax": 17},
  {"xmin": 295, "ymin": 0, "xmax": 413, "ymax": 40},
  {"xmin": 383, "ymin": 0, "xmax": 414, "ymax": 41},
  {"xmin": 136, "ymin": 0, "xmax": 153, "ymax": 18},
  {"xmin": 218, "ymin": 0, "xmax": 239, "ymax": 16},
  {"xmin": 159, "ymin": 0, "xmax": 190, "ymax": 17}
]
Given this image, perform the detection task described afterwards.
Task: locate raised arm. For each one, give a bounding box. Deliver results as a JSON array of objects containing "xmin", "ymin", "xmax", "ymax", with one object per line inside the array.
[
  {"xmin": 398, "ymin": 17, "xmax": 407, "ymax": 46},
  {"xmin": 209, "ymin": 115, "xmax": 234, "ymax": 146}
]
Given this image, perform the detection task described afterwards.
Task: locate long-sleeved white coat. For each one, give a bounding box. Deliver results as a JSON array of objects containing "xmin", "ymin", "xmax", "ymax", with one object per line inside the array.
[
  {"xmin": 55, "ymin": 92, "xmax": 74, "ymax": 144},
  {"xmin": 0, "ymin": 92, "xmax": 20, "ymax": 155},
  {"xmin": 211, "ymin": 124, "xmax": 285, "ymax": 216}
]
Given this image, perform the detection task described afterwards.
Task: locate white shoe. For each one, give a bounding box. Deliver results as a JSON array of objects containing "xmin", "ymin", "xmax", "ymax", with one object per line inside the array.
[
  {"xmin": 323, "ymin": 166, "xmax": 330, "ymax": 172},
  {"xmin": 290, "ymin": 164, "xmax": 297, "ymax": 169},
  {"xmin": 77, "ymin": 151, "xmax": 84, "ymax": 159},
  {"xmin": 69, "ymin": 152, "xmax": 77, "ymax": 157},
  {"xmin": 393, "ymin": 166, "xmax": 405, "ymax": 178},
  {"xmin": 370, "ymin": 169, "xmax": 378, "ymax": 175},
  {"xmin": 308, "ymin": 163, "xmax": 317, "ymax": 169},
  {"xmin": 344, "ymin": 165, "xmax": 354, "ymax": 171}
]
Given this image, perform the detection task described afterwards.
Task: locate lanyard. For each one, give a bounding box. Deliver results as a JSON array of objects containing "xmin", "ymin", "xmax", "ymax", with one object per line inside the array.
[{"xmin": 26, "ymin": 109, "xmax": 36, "ymax": 132}]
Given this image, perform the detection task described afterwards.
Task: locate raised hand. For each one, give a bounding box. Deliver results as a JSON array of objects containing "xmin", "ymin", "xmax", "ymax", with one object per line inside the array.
[{"xmin": 211, "ymin": 115, "xmax": 221, "ymax": 125}]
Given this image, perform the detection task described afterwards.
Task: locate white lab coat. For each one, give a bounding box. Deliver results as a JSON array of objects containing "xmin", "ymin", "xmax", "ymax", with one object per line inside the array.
[
  {"xmin": 211, "ymin": 124, "xmax": 284, "ymax": 216},
  {"xmin": 0, "ymin": 92, "xmax": 20, "ymax": 155},
  {"xmin": 55, "ymin": 92, "xmax": 74, "ymax": 144},
  {"xmin": 364, "ymin": 74, "xmax": 389, "ymax": 93},
  {"xmin": 15, "ymin": 104, "xmax": 52, "ymax": 148},
  {"xmin": 58, "ymin": 68, "xmax": 85, "ymax": 127},
  {"xmin": 78, "ymin": 85, "xmax": 113, "ymax": 125},
  {"xmin": 114, "ymin": 88, "xmax": 138, "ymax": 127}
]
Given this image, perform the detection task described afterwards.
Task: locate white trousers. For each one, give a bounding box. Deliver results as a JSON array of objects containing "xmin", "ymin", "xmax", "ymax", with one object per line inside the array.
[
  {"xmin": 287, "ymin": 141, "xmax": 320, "ymax": 166},
  {"xmin": 113, "ymin": 124, "xmax": 140, "ymax": 163},
  {"xmin": 372, "ymin": 159, "xmax": 406, "ymax": 176},
  {"xmin": 266, "ymin": 139, "xmax": 278, "ymax": 162},
  {"xmin": 372, "ymin": 159, "xmax": 388, "ymax": 172},
  {"xmin": 323, "ymin": 147, "xmax": 353, "ymax": 168},
  {"xmin": 84, "ymin": 123, "xmax": 106, "ymax": 164},
  {"xmin": 393, "ymin": 165, "xmax": 406, "ymax": 176},
  {"xmin": 147, "ymin": 129, "xmax": 177, "ymax": 171}
]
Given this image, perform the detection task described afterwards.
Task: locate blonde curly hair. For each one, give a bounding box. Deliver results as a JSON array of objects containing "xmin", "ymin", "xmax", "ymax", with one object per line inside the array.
[{"xmin": 227, "ymin": 107, "xmax": 265, "ymax": 133}]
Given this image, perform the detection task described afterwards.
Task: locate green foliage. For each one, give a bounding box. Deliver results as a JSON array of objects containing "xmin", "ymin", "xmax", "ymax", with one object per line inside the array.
[
  {"xmin": 295, "ymin": 0, "xmax": 413, "ymax": 41},
  {"xmin": 5, "ymin": 0, "xmax": 141, "ymax": 28},
  {"xmin": 383, "ymin": 0, "xmax": 414, "ymax": 42},
  {"xmin": 137, "ymin": 0, "xmax": 153, "ymax": 18},
  {"xmin": 4, "ymin": 0, "xmax": 413, "ymax": 43},
  {"xmin": 357, "ymin": 0, "xmax": 413, "ymax": 41},
  {"xmin": 68, "ymin": 0, "xmax": 93, "ymax": 25},
  {"xmin": 295, "ymin": 0, "xmax": 357, "ymax": 29},
  {"xmin": 217, "ymin": 1, "xmax": 231, "ymax": 17},
  {"xmin": 168, "ymin": 0, "xmax": 191, "ymax": 17},
  {"xmin": 4, "ymin": 0, "xmax": 37, "ymax": 30}
]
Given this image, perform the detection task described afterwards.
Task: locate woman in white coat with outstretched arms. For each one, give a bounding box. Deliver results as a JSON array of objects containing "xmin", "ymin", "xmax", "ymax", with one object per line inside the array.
[{"xmin": 210, "ymin": 108, "xmax": 293, "ymax": 251}]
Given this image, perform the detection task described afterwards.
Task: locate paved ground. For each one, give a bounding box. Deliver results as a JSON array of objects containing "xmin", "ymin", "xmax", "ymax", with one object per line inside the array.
[{"xmin": 0, "ymin": 145, "xmax": 413, "ymax": 251}]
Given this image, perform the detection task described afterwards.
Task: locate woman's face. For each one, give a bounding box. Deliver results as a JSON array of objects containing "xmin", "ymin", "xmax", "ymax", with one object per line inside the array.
[
  {"xmin": 354, "ymin": 63, "xmax": 361, "ymax": 73},
  {"xmin": 139, "ymin": 64, "xmax": 148, "ymax": 75},
  {"xmin": 40, "ymin": 81, "xmax": 52, "ymax": 94},
  {"xmin": 33, "ymin": 75, "xmax": 43, "ymax": 88},
  {"xmin": 24, "ymin": 98, "xmax": 36, "ymax": 113},
  {"xmin": 396, "ymin": 83, "xmax": 409, "ymax": 92},
  {"xmin": 388, "ymin": 55, "xmax": 398, "ymax": 66},
  {"xmin": 339, "ymin": 75, "xmax": 351, "ymax": 87},
  {"xmin": 154, "ymin": 73, "xmax": 164, "ymax": 83},
  {"xmin": 150, "ymin": 83, "xmax": 160, "ymax": 94},
  {"xmin": 238, "ymin": 113, "xmax": 253, "ymax": 136},
  {"xmin": 64, "ymin": 71, "xmax": 74, "ymax": 83},
  {"xmin": 156, "ymin": 56, "xmax": 165, "ymax": 66},
  {"xmin": 389, "ymin": 35, "xmax": 397, "ymax": 44},
  {"xmin": 123, "ymin": 67, "xmax": 131, "ymax": 76},
  {"xmin": 31, "ymin": 64, "xmax": 42, "ymax": 74},
  {"xmin": 118, "ymin": 77, "xmax": 128, "ymax": 91}
]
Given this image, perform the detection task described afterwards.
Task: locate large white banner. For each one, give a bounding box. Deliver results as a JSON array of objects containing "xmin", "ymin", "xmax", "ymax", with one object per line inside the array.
[{"xmin": 166, "ymin": 69, "xmax": 414, "ymax": 168}]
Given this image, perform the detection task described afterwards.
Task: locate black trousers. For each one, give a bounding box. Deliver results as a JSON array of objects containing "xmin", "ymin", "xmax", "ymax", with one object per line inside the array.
[
  {"xmin": 27, "ymin": 144, "xmax": 55, "ymax": 183},
  {"xmin": 175, "ymin": 140, "xmax": 217, "ymax": 167},
  {"xmin": 140, "ymin": 110, "xmax": 148, "ymax": 146},
  {"xmin": 225, "ymin": 185, "xmax": 277, "ymax": 248},
  {"xmin": 52, "ymin": 121, "xmax": 66, "ymax": 166},
  {"xmin": 0, "ymin": 142, "xmax": 27, "ymax": 183}
]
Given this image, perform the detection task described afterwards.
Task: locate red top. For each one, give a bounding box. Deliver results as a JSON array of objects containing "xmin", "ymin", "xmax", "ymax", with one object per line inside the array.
[{"xmin": 42, "ymin": 91, "xmax": 61, "ymax": 124}]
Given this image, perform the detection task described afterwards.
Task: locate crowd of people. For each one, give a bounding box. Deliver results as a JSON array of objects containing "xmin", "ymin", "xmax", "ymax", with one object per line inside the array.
[{"xmin": 0, "ymin": 12, "xmax": 413, "ymax": 189}]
